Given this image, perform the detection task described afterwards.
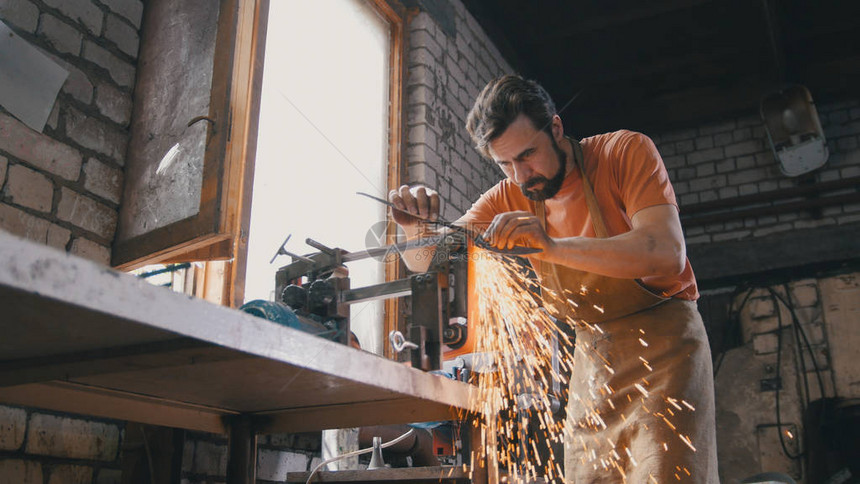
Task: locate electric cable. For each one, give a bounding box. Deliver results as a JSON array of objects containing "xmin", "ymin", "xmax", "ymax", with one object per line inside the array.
[
  {"xmin": 770, "ymin": 288, "xmax": 803, "ymax": 460},
  {"xmin": 305, "ymin": 428, "xmax": 415, "ymax": 484}
]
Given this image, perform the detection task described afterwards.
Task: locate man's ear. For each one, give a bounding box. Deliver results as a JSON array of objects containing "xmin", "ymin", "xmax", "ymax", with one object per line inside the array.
[{"xmin": 551, "ymin": 115, "xmax": 564, "ymax": 141}]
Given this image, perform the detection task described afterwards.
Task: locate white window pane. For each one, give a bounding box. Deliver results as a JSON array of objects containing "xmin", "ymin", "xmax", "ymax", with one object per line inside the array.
[{"xmin": 244, "ymin": 0, "xmax": 392, "ymax": 354}]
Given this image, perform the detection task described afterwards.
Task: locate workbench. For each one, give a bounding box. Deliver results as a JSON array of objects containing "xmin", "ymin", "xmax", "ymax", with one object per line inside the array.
[{"xmin": 0, "ymin": 231, "xmax": 477, "ymax": 482}]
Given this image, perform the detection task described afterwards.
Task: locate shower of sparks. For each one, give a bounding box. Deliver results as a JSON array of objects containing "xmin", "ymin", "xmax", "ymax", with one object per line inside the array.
[{"xmin": 463, "ymin": 248, "xmax": 701, "ymax": 483}]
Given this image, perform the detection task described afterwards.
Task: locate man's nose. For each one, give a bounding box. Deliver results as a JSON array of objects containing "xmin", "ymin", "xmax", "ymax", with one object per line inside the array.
[{"xmin": 512, "ymin": 163, "xmax": 532, "ymax": 184}]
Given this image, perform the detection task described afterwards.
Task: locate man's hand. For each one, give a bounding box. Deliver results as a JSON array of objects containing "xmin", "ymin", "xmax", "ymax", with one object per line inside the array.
[
  {"xmin": 388, "ymin": 185, "xmax": 440, "ymax": 229},
  {"xmin": 483, "ymin": 211, "xmax": 553, "ymax": 255}
]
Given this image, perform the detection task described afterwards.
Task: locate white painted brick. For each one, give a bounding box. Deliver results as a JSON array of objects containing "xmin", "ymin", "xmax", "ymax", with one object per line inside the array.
[
  {"xmin": 0, "ymin": 459, "xmax": 43, "ymax": 483},
  {"xmin": 789, "ymin": 282, "xmax": 818, "ymax": 307},
  {"xmin": 25, "ymin": 413, "xmax": 120, "ymax": 460},
  {"xmin": 192, "ymin": 440, "xmax": 228, "ymax": 476},
  {"xmin": 736, "ymin": 155, "xmax": 756, "ymax": 170},
  {"xmin": 725, "ymin": 140, "xmax": 764, "ymax": 157},
  {"xmin": 715, "ymin": 159, "xmax": 735, "ymax": 173},
  {"xmin": 0, "ymin": 405, "xmax": 26, "ymax": 450},
  {"xmin": 658, "ymin": 128, "xmax": 697, "ymax": 143},
  {"xmin": 406, "ymin": 84, "xmax": 431, "ymax": 106},
  {"xmin": 42, "ymin": 0, "xmax": 103, "ymax": 34},
  {"xmin": 0, "ymin": 203, "xmax": 50, "ymax": 242},
  {"xmin": 836, "ymin": 136, "xmax": 858, "ymax": 151},
  {"xmin": 752, "ymin": 224, "xmax": 792, "ymax": 238},
  {"xmin": 38, "ymin": 13, "xmax": 82, "ymax": 55},
  {"xmin": 732, "ymin": 127, "xmax": 753, "ymax": 142},
  {"xmin": 69, "ymin": 236, "xmax": 109, "ymax": 264},
  {"xmin": 104, "ymin": 13, "xmax": 138, "ymax": 57},
  {"xmin": 47, "ymin": 102, "xmax": 60, "ymax": 130},
  {"xmin": 685, "ymin": 233, "xmax": 711, "ymax": 245},
  {"xmin": 64, "ymin": 108, "xmax": 128, "ymax": 163},
  {"xmin": 687, "ymin": 147, "xmax": 724, "ymax": 164},
  {"xmin": 695, "ymin": 164, "xmax": 715, "ymax": 177},
  {"xmin": 694, "ymin": 135, "xmax": 714, "ymax": 150},
  {"xmin": 0, "ymin": 155, "xmax": 6, "ymax": 187},
  {"xmin": 753, "ymin": 332, "xmax": 778, "ymax": 355},
  {"xmin": 6, "ymin": 163, "xmax": 53, "ymax": 212},
  {"xmin": 407, "ymin": 64, "xmax": 435, "ymax": 91},
  {"xmin": 95, "ymin": 468, "xmax": 122, "ymax": 484},
  {"xmin": 56, "ymin": 187, "xmax": 117, "ymax": 239},
  {"xmin": 82, "ymin": 41, "xmax": 135, "ymax": 87},
  {"xmin": 82, "ymin": 156, "xmax": 122, "ymax": 203},
  {"xmin": 699, "ymin": 120, "xmax": 737, "ymax": 135},
  {"xmin": 46, "ymin": 223, "xmax": 70, "ymax": 249},
  {"xmin": 410, "ymin": 28, "xmax": 442, "ymax": 60},
  {"xmin": 678, "ymin": 193, "xmax": 699, "ymax": 206},
  {"xmin": 727, "ymin": 168, "xmax": 769, "ymax": 186},
  {"xmin": 748, "ymin": 297, "xmax": 775, "ymax": 319},
  {"xmin": 674, "ymin": 139, "xmax": 694, "ymax": 154},
  {"xmin": 94, "ymin": 81, "xmax": 132, "ymax": 127},
  {"xmin": 801, "ymin": 345, "xmax": 829, "ymax": 371},
  {"xmin": 47, "ymin": 464, "xmax": 93, "ymax": 484},
  {"xmin": 0, "ymin": 0, "xmax": 39, "ymax": 32},
  {"xmin": 102, "ymin": 0, "xmax": 142, "ymax": 28},
  {"xmin": 842, "ymin": 165, "xmax": 860, "ymax": 178},
  {"xmin": 699, "ymin": 190, "xmax": 718, "ymax": 203},
  {"xmin": 689, "ymin": 174, "xmax": 725, "ymax": 192},
  {"xmin": 256, "ymin": 449, "xmax": 309, "ymax": 481},
  {"xmin": 713, "ymin": 132, "xmax": 733, "ymax": 146},
  {"xmin": 0, "ymin": 112, "xmax": 82, "ymax": 180},
  {"xmin": 52, "ymin": 56, "xmax": 95, "ymax": 104}
]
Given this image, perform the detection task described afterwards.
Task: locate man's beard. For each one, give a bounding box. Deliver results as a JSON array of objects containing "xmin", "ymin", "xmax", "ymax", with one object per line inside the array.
[{"xmin": 519, "ymin": 137, "xmax": 567, "ymax": 201}]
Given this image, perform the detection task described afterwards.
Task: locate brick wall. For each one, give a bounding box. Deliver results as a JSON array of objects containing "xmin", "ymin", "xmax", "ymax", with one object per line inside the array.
[
  {"xmin": 403, "ymin": 1, "xmax": 512, "ymax": 221},
  {"xmin": 0, "ymin": 405, "xmax": 123, "ymax": 483},
  {"xmin": 0, "ymin": 0, "xmax": 139, "ymax": 266},
  {"xmin": 650, "ymin": 99, "xmax": 860, "ymax": 246},
  {"xmin": 0, "ymin": 0, "xmax": 139, "ymax": 479}
]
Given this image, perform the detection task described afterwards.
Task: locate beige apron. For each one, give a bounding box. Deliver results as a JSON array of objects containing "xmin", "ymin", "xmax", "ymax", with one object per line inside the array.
[{"xmin": 537, "ymin": 139, "xmax": 719, "ymax": 483}]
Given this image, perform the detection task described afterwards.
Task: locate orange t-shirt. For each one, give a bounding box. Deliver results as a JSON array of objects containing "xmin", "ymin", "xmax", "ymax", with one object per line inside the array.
[{"xmin": 459, "ymin": 129, "xmax": 699, "ymax": 301}]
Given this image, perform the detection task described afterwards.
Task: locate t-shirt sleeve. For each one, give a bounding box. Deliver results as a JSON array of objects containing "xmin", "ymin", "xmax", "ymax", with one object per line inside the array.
[
  {"xmin": 613, "ymin": 131, "xmax": 678, "ymax": 218},
  {"xmin": 457, "ymin": 182, "xmax": 505, "ymax": 230}
]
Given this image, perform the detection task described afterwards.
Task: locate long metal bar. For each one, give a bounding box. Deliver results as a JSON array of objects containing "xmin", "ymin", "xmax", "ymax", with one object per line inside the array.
[
  {"xmin": 341, "ymin": 235, "xmax": 446, "ymax": 263},
  {"xmin": 341, "ymin": 278, "xmax": 412, "ymax": 305}
]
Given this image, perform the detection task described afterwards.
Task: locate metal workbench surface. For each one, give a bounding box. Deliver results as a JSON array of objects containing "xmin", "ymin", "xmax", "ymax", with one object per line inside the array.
[{"xmin": 0, "ymin": 231, "xmax": 474, "ymax": 435}]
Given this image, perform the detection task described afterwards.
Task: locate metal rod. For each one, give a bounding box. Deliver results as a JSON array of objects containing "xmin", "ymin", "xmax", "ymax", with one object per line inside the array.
[
  {"xmin": 341, "ymin": 278, "xmax": 413, "ymax": 305},
  {"xmin": 341, "ymin": 235, "xmax": 446, "ymax": 263}
]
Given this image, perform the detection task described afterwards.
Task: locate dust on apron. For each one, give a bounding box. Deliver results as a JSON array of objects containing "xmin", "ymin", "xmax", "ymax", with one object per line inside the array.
[{"xmin": 535, "ymin": 138, "xmax": 718, "ymax": 483}]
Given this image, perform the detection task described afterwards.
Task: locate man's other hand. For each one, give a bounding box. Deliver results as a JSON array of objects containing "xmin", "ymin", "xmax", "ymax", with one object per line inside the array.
[{"xmin": 388, "ymin": 185, "xmax": 440, "ymax": 229}]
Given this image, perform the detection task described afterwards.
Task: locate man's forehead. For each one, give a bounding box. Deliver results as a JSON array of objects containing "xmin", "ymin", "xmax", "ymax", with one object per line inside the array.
[{"xmin": 488, "ymin": 115, "xmax": 543, "ymax": 161}]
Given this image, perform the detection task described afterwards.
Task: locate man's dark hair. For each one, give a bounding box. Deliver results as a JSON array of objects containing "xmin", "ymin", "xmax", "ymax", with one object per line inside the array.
[{"xmin": 466, "ymin": 75, "xmax": 557, "ymax": 159}]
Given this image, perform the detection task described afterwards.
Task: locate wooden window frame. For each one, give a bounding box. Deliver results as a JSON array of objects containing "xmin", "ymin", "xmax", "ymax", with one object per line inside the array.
[{"xmin": 116, "ymin": 0, "xmax": 405, "ymax": 354}]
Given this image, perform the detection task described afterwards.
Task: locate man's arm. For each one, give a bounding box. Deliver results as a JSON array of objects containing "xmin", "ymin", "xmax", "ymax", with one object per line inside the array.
[{"xmin": 483, "ymin": 204, "xmax": 686, "ymax": 279}]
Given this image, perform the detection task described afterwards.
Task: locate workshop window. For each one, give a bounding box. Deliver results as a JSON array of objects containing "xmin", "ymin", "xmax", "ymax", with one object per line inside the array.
[
  {"xmin": 124, "ymin": 0, "xmax": 403, "ymax": 354},
  {"xmin": 241, "ymin": 0, "xmax": 403, "ymax": 355}
]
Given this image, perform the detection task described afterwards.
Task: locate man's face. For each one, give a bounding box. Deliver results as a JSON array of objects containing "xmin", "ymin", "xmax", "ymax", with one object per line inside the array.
[{"xmin": 488, "ymin": 114, "xmax": 568, "ymax": 201}]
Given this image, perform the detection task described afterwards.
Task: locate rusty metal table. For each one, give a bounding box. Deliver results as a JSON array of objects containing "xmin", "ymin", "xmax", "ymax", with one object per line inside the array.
[{"xmin": 0, "ymin": 232, "xmax": 477, "ymax": 482}]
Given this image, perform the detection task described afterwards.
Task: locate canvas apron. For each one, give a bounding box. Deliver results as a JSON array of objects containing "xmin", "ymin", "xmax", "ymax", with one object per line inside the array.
[{"xmin": 536, "ymin": 139, "xmax": 718, "ymax": 483}]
